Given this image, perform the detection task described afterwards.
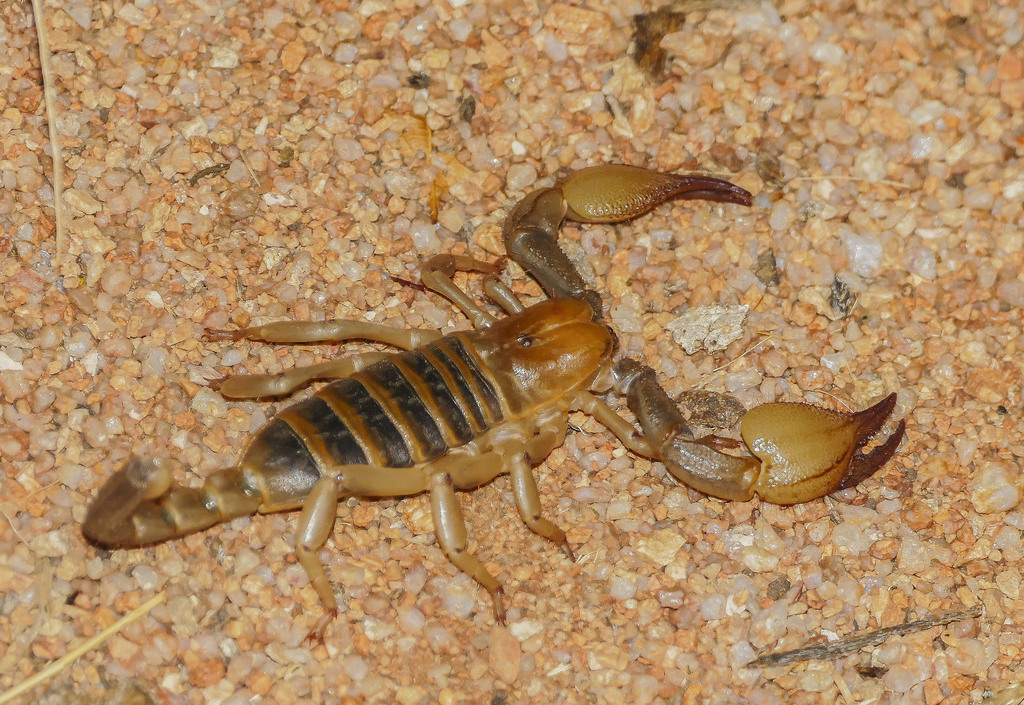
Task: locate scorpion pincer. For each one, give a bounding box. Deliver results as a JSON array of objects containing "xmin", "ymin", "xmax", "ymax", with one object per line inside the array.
[{"xmin": 83, "ymin": 165, "xmax": 904, "ymax": 639}]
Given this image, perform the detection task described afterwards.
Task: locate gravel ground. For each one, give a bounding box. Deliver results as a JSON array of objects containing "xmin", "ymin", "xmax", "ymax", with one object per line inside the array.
[{"xmin": 2, "ymin": 0, "xmax": 1023, "ymax": 703}]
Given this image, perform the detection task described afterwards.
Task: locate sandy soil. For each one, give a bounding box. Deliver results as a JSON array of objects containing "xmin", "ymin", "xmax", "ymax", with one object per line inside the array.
[{"xmin": 2, "ymin": 0, "xmax": 1023, "ymax": 703}]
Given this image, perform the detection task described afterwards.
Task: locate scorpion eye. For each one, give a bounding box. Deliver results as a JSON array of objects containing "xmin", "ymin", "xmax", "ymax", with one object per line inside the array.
[{"xmin": 517, "ymin": 334, "xmax": 534, "ymax": 348}]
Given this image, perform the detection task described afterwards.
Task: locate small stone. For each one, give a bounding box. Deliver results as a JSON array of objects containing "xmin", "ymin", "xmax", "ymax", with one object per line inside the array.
[
  {"xmin": 30, "ymin": 530, "xmax": 69, "ymax": 557},
  {"xmin": 995, "ymin": 569, "xmax": 1021, "ymax": 599},
  {"xmin": 543, "ymin": 4, "xmax": 611, "ymax": 46},
  {"xmin": 480, "ymin": 30, "xmax": 511, "ymax": 68},
  {"xmin": 64, "ymin": 188, "xmax": 102, "ymax": 214},
  {"xmin": 1001, "ymin": 79, "xmax": 1024, "ymax": 110},
  {"xmin": 396, "ymin": 686, "xmax": 427, "ymax": 705},
  {"xmin": 854, "ymin": 145, "xmax": 887, "ymax": 182},
  {"xmin": 740, "ymin": 546, "xmax": 780, "ymax": 573},
  {"xmin": 636, "ymin": 528, "xmax": 685, "ymax": 567},
  {"xmin": 281, "ymin": 41, "xmax": 308, "ymax": 73},
  {"xmin": 970, "ymin": 461, "xmax": 1022, "ymax": 514},
  {"xmin": 488, "ymin": 626, "xmax": 521, "ymax": 684},
  {"xmin": 588, "ymin": 643, "xmax": 627, "ymax": 670},
  {"xmin": 505, "ymin": 163, "xmax": 538, "ymax": 193},
  {"xmin": 667, "ymin": 304, "xmax": 749, "ymax": 354},
  {"xmin": 210, "ymin": 47, "xmax": 240, "ymax": 68}
]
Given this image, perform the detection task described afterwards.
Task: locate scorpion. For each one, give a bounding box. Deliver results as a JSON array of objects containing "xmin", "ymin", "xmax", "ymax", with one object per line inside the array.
[{"xmin": 84, "ymin": 165, "xmax": 905, "ymax": 639}]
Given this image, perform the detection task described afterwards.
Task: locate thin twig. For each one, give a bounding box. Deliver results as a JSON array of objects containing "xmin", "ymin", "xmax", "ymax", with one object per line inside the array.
[
  {"xmin": 792, "ymin": 174, "xmax": 910, "ymax": 190},
  {"xmin": 29, "ymin": 0, "xmax": 67, "ymax": 265},
  {"xmin": 747, "ymin": 605, "xmax": 982, "ymax": 668},
  {"xmin": 0, "ymin": 593, "xmax": 166, "ymax": 704}
]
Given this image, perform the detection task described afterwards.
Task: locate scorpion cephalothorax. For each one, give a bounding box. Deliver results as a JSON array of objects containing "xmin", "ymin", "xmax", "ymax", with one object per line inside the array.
[{"xmin": 83, "ymin": 165, "xmax": 904, "ymax": 639}]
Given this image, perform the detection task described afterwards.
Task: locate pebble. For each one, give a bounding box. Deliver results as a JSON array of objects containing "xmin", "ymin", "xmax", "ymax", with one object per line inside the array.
[
  {"xmin": 969, "ymin": 461, "xmax": 1022, "ymax": 514},
  {"xmin": 488, "ymin": 626, "xmax": 521, "ymax": 685}
]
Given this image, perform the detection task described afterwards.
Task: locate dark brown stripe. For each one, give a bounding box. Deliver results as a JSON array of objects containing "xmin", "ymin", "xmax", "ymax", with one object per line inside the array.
[
  {"xmin": 319, "ymin": 378, "xmax": 414, "ymax": 468},
  {"xmin": 280, "ymin": 395, "xmax": 369, "ymax": 466},
  {"xmin": 241, "ymin": 418, "xmax": 323, "ymax": 506},
  {"xmin": 394, "ymin": 350, "xmax": 474, "ymax": 446},
  {"xmin": 440, "ymin": 336, "xmax": 504, "ymax": 424},
  {"xmin": 360, "ymin": 359, "xmax": 449, "ymax": 463},
  {"xmin": 421, "ymin": 343, "xmax": 488, "ymax": 431}
]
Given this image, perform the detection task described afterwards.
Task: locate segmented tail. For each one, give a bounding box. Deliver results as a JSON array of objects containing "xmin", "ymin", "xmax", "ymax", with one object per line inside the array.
[{"xmin": 82, "ymin": 458, "xmax": 263, "ymax": 547}]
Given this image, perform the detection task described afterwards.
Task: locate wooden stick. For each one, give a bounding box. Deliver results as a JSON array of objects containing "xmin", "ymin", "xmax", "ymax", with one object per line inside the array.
[
  {"xmin": 29, "ymin": 0, "xmax": 67, "ymax": 265},
  {"xmin": 0, "ymin": 593, "xmax": 166, "ymax": 704},
  {"xmin": 747, "ymin": 604, "xmax": 982, "ymax": 668}
]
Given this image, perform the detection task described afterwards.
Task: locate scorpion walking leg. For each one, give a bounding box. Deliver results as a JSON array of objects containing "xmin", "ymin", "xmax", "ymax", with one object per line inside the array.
[
  {"xmin": 508, "ymin": 454, "xmax": 573, "ymax": 560},
  {"xmin": 429, "ymin": 469, "xmax": 506, "ymax": 622},
  {"xmin": 294, "ymin": 465, "xmax": 430, "ymax": 639},
  {"xmin": 295, "ymin": 475, "xmax": 344, "ymax": 641},
  {"xmin": 216, "ymin": 353, "xmax": 389, "ymax": 399},
  {"xmin": 206, "ymin": 320, "xmax": 442, "ymax": 398},
  {"xmin": 482, "ymin": 277, "xmax": 525, "ymax": 314},
  {"xmin": 421, "ymin": 254, "xmax": 504, "ymax": 328},
  {"xmin": 206, "ymin": 319, "xmax": 441, "ymax": 348}
]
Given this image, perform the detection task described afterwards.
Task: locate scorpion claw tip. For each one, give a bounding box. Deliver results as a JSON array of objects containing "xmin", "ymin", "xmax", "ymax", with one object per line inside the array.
[
  {"xmin": 741, "ymin": 393, "xmax": 905, "ymax": 504},
  {"xmin": 838, "ymin": 418, "xmax": 906, "ymax": 491}
]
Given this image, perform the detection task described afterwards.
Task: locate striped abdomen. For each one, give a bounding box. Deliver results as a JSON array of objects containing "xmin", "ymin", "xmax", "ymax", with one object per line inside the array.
[{"xmin": 241, "ymin": 335, "xmax": 506, "ymax": 509}]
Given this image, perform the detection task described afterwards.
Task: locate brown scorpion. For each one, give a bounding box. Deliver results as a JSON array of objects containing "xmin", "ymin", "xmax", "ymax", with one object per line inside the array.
[{"xmin": 84, "ymin": 165, "xmax": 904, "ymax": 638}]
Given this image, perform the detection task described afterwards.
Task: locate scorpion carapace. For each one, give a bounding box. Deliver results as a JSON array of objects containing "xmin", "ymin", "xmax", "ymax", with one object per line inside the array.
[{"xmin": 83, "ymin": 165, "xmax": 904, "ymax": 638}]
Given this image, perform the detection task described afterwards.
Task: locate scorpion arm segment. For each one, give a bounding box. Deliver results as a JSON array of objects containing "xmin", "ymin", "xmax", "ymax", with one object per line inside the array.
[
  {"xmin": 503, "ymin": 165, "xmax": 752, "ymax": 316},
  {"xmin": 610, "ymin": 359, "xmax": 763, "ymax": 501},
  {"xmin": 604, "ymin": 360, "xmax": 904, "ymax": 504}
]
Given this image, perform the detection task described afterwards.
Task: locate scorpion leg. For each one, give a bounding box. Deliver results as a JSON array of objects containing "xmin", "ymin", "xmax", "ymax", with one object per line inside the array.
[
  {"xmin": 293, "ymin": 465, "xmax": 432, "ymax": 639},
  {"xmin": 482, "ymin": 277, "xmax": 525, "ymax": 314},
  {"xmin": 295, "ymin": 475, "xmax": 344, "ymax": 641},
  {"xmin": 420, "ymin": 254, "xmax": 504, "ymax": 328},
  {"xmin": 429, "ymin": 468, "xmax": 506, "ymax": 623},
  {"xmin": 206, "ymin": 320, "xmax": 442, "ymax": 398},
  {"xmin": 508, "ymin": 454, "xmax": 573, "ymax": 561},
  {"xmin": 205, "ymin": 319, "xmax": 441, "ymax": 348},
  {"xmin": 215, "ymin": 353, "xmax": 388, "ymax": 399}
]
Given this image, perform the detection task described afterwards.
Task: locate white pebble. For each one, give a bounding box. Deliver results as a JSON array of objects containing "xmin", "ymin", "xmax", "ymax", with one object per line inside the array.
[
  {"xmin": 441, "ymin": 578, "xmax": 477, "ymax": 618},
  {"xmin": 904, "ymin": 246, "xmax": 936, "ymax": 279},
  {"xmin": 505, "ymin": 163, "xmax": 538, "ymax": 192},
  {"xmin": 100, "ymin": 262, "xmax": 132, "ymax": 297},
  {"xmin": 768, "ymin": 200, "xmax": 796, "ymax": 231},
  {"xmin": 410, "ymin": 219, "xmax": 441, "ymax": 252},
  {"xmin": 397, "ymin": 606, "xmax": 426, "ymax": 632},
  {"xmin": 809, "ymin": 40, "xmax": 845, "ymax": 65},
  {"xmin": 840, "ymin": 227, "xmax": 882, "ymax": 277},
  {"xmin": 701, "ymin": 594, "xmax": 726, "ymax": 620},
  {"xmin": 854, "ymin": 145, "xmax": 887, "ymax": 182},
  {"xmin": 543, "ymin": 34, "xmax": 568, "ymax": 61},
  {"xmin": 970, "ymin": 461, "xmax": 1022, "ymax": 514},
  {"xmin": 609, "ymin": 576, "xmax": 637, "ymax": 600}
]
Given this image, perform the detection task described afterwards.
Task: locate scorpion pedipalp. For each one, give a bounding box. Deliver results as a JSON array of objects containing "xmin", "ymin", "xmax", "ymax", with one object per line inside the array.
[
  {"xmin": 611, "ymin": 358, "xmax": 904, "ymax": 504},
  {"xmin": 503, "ymin": 164, "xmax": 752, "ymax": 317}
]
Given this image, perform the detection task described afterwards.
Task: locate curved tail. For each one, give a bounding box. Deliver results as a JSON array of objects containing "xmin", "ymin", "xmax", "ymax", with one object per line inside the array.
[{"xmin": 83, "ymin": 458, "xmax": 263, "ymax": 548}]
